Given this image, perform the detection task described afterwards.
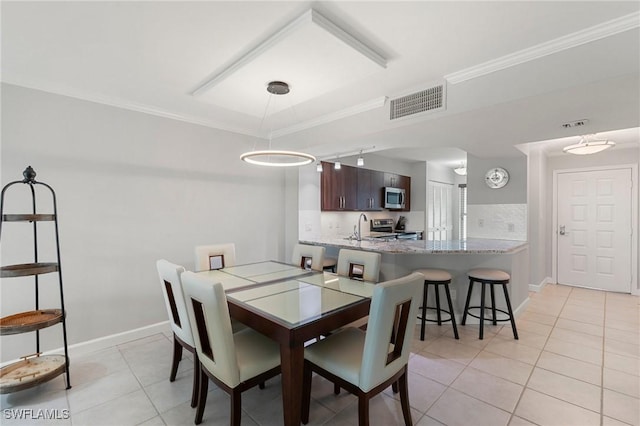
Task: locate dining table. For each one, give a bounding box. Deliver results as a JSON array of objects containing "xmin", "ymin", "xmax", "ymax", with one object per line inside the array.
[{"xmin": 196, "ymin": 260, "xmax": 375, "ymax": 426}]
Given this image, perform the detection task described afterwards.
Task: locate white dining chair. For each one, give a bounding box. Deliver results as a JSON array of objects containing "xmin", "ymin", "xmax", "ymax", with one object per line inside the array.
[
  {"xmin": 156, "ymin": 259, "xmax": 199, "ymax": 408},
  {"xmin": 181, "ymin": 271, "xmax": 281, "ymax": 426},
  {"xmin": 333, "ymin": 249, "xmax": 382, "ymax": 335},
  {"xmin": 291, "ymin": 243, "xmax": 326, "ymax": 271},
  {"xmin": 301, "ymin": 272, "xmax": 424, "ymax": 426},
  {"xmin": 336, "ymin": 249, "xmax": 381, "ymax": 283},
  {"xmin": 194, "ymin": 243, "xmax": 236, "ymax": 272}
]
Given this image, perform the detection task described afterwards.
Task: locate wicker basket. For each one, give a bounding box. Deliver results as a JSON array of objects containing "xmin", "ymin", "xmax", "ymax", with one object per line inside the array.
[{"xmin": 0, "ymin": 309, "xmax": 63, "ymax": 335}]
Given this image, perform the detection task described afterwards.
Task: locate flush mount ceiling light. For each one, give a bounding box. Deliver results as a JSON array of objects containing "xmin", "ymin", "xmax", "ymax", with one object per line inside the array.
[
  {"xmin": 453, "ymin": 162, "xmax": 467, "ymax": 176},
  {"xmin": 562, "ymin": 134, "xmax": 616, "ymax": 155},
  {"xmin": 240, "ymin": 81, "xmax": 316, "ymax": 167}
]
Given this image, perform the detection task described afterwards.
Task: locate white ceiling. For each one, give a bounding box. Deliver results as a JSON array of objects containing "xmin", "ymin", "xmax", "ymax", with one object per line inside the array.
[{"xmin": 2, "ymin": 1, "xmax": 639, "ymax": 164}]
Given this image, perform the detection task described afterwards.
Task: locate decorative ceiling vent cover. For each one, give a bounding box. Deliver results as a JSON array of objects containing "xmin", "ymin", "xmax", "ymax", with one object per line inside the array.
[{"xmin": 389, "ymin": 83, "xmax": 446, "ymax": 120}]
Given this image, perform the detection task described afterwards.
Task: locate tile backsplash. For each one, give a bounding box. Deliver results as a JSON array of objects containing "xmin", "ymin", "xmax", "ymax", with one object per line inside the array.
[
  {"xmin": 467, "ymin": 203, "xmax": 527, "ymax": 241},
  {"xmin": 299, "ymin": 211, "xmax": 426, "ymax": 239}
]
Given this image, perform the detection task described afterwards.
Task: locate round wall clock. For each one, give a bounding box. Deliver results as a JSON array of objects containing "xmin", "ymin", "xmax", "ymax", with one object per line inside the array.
[{"xmin": 485, "ymin": 167, "xmax": 509, "ymax": 189}]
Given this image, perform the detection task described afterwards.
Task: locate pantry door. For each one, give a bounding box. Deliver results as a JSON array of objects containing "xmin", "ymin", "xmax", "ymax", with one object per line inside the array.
[
  {"xmin": 556, "ymin": 168, "xmax": 632, "ymax": 292},
  {"xmin": 427, "ymin": 181, "xmax": 453, "ymax": 241}
]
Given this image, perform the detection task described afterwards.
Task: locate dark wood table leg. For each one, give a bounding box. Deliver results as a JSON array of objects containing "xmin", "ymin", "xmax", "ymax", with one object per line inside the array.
[{"xmin": 280, "ymin": 343, "xmax": 305, "ymax": 426}]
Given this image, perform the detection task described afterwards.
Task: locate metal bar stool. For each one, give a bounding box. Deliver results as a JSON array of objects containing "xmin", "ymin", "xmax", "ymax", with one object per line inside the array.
[
  {"xmin": 414, "ymin": 269, "xmax": 459, "ymax": 340},
  {"xmin": 461, "ymin": 268, "xmax": 518, "ymax": 340}
]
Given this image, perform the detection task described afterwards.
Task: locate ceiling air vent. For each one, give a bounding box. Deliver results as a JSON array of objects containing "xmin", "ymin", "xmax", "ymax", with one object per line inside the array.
[
  {"xmin": 389, "ymin": 83, "xmax": 446, "ymax": 120},
  {"xmin": 561, "ymin": 119, "xmax": 589, "ymax": 128}
]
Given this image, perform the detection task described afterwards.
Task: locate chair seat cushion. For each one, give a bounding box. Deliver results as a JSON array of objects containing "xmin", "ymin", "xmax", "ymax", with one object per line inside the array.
[
  {"xmin": 234, "ymin": 327, "xmax": 281, "ymax": 383},
  {"xmin": 468, "ymin": 268, "xmax": 510, "ymax": 281},
  {"xmin": 323, "ymin": 258, "xmax": 337, "ymax": 267},
  {"xmin": 305, "ymin": 327, "xmax": 366, "ymax": 386},
  {"xmin": 414, "ymin": 269, "xmax": 452, "ymax": 282}
]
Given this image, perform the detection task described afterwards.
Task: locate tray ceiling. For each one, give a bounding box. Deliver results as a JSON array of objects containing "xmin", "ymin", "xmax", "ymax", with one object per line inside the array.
[
  {"xmin": 193, "ymin": 9, "xmax": 386, "ymax": 118},
  {"xmin": 1, "ymin": 1, "xmax": 639, "ymax": 159}
]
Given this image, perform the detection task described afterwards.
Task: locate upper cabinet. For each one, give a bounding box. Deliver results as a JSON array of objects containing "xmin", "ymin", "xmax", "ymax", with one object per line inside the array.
[
  {"xmin": 321, "ymin": 162, "xmax": 410, "ymax": 212},
  {"xmin": 357, "ymin": 168, "xmax": 384, "ymax": 211},
  {"xmin": 321, "ymin": 161, "xmax": 357, "ymax": 211}
]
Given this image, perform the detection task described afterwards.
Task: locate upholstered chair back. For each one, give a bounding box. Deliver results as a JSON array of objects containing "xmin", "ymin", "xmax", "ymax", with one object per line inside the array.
[
  {"xmin": 194, "ymin": 243, "xmax": 236, "ymax": 271},
  {"xmin": 359, "ymin": 272, "xmax": 423, "ymax": 392},
  {"xmin": 156, "ymin": 260, "xmax": 195, "ymax": 348},
  {"xmin": 291, "ymin": 244, "xmax": 326, "ymax": 272},
  {"xmin": 181, "ymin": 271, "xmax": 240, "ymax": 388},
  {"xmin": 336, "ymin": 249, "xmax": 381, "ymax": 283}
]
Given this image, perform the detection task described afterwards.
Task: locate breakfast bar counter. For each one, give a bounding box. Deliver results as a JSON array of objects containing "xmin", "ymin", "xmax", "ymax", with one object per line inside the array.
[
  {"xmin": 299, "ymin": 237, "xmax": 530, "ymax": 321},
  {"xmin": 299, "ymin": 237, "xmax": 528, "ymax": 255}
]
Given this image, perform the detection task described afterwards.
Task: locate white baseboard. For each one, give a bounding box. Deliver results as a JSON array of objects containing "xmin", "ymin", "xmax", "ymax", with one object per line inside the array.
[
  {"xmin": 529, "ymin": 277, "xmax": 552, "ymax": 293},
  {"xmin": 65, "ymin": 321, "xmax": 171, "ymax": 359},
  {"xmin": 1, "ymin": 321, "xmax": 171, "ymax": 367},
  {"xmin": 513, "ymin": 296, "xmax": 530, "ymax": 318}
]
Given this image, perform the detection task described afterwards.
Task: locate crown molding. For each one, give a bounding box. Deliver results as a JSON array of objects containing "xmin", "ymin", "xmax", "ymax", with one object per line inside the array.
[
  {"xmin": 270, "ymin": 96, "xmax": 387, "ymax": 138},
  {"xmin": 445, "ymin": 11, "xmax": 640, "ymax": 85},
  {"xmin": 2, "ymin": 78, "xmax": 262, "ymax": 138},
  {"xmin": 191, "ymin": 8, "xmax": 386, "ymax": 97},
  {"xmin": 3, "ymin": 79, "xmax": 388, "ymax": 139}
]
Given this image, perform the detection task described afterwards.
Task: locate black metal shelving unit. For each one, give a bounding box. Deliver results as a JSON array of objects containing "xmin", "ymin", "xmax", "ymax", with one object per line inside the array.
[{"xmin": 0, "ymin": 166, "xmax": 71, "ymax": 393}]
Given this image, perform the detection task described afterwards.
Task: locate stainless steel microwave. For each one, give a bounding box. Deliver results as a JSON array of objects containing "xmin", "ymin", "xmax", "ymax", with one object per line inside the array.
[{"xmin": 384, "ymin": 187, "xmax": 405, "ymax": 209}]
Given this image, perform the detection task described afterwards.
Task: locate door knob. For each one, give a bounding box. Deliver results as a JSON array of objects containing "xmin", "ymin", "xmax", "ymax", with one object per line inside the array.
[{"xmin": 559, "ymin": 225, "xmax": 568, "ymax": 235}]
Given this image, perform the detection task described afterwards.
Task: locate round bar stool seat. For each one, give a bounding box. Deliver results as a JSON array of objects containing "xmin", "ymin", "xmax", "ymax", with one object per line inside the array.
[
  {"xmin": 414, "ymin": 268, "xmax": 459, "ymax": 340},
  {"xmin": 461, "ymin": 268, "xmax": 518, "ymax": 340},
  {"xmin": 322, "ymin": 257, "xmax": 337, "ymax": 273}
]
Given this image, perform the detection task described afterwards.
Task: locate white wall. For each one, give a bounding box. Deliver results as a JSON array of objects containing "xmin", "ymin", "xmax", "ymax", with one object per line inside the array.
[
  {"xmin": 467, "ymin": 154, "xmax": 528, "ymax": 205},
  {"xmin": 527, "ymin": 148, "xmax": 548, "ymax": 288},
  {"xmin": 408, "ymin": 161, "xmax": 427, "ymax": 235},
  {"xmin": 467, "ymin": 154, "xmax": 528, "ymax": 240},
  {"xmin": 1, "ymin": 84, "xmax": 289, "ymax": 360}
]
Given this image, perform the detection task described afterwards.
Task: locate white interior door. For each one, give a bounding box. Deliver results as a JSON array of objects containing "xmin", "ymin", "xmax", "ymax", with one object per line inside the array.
[
  {"xmin": 556, "ymin": 168, "xmax": 632, "ymax": 292},
  {"xmin": 427, "ymin": 181, "xmax": 453, "ymax": 241}
]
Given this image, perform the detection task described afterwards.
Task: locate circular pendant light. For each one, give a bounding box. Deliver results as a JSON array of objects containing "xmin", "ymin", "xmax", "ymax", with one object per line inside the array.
[
  {"xmin": 240, "ymin": 150, "xmax": 315, "ymax": 167},
  {"xmin": 240, "ymin": 81, "xmax": 316, "ymax": 167}
]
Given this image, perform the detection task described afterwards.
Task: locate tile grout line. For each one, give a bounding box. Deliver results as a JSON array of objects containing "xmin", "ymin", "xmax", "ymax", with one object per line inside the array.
[
  {"xmin": 600, "ymin": 292, "xmax": 608, "ymax": 426},
  {"xmin": 116, "ymin": 341, "xmax": 163, "ymax": 425},
  {"xmin": 408, "ymin": 326, "xmax": 487, "ymax": 426},
  {"xmin": 506, "ymin": 287, "xmax": 571, "ymax": 426}
]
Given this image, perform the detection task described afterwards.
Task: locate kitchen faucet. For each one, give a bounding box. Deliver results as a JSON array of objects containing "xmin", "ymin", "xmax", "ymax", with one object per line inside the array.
[{"xmin": 354, "ymin": 213, "xmax": 368, "ymax": 241}]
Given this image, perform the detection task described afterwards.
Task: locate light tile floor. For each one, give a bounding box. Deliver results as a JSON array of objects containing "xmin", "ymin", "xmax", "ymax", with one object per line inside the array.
[{"xmin": 2, "ymin": 284, "xmax": 639, "ymax": 425}]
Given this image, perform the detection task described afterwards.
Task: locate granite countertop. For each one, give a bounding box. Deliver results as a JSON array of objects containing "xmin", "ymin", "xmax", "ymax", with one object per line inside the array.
[{"xmin": 299, "ymin": 237, "xmax": 528, "ymax": 254}]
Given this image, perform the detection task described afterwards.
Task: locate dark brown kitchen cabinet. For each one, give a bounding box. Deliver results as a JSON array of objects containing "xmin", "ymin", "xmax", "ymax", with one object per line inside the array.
[
  {"xmin": 357, "ymin": 168, "xmax": 384, "ymax": 211},
  {"xmin": 321, "ymin": 161, "xmax": 357, "ymax": 211},
  {"xmin": 321, "ymin": 162, "xmax": 410, "ymax": 211}
]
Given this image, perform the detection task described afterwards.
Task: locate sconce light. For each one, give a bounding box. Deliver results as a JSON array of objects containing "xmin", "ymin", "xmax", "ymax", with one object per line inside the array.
[
  {"xmin": 316, "ymin": 162, "xmax": 323, "ymax": 172},
  {"xmin": 357, "ymin": 151, "xmax": 364, "ymax": 167}
]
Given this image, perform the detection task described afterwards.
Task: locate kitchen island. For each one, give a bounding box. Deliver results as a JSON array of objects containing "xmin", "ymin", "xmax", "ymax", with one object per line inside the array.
[{"xmin": 299, "ymin": 237, "xmax": 530, "ymax": 322}]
